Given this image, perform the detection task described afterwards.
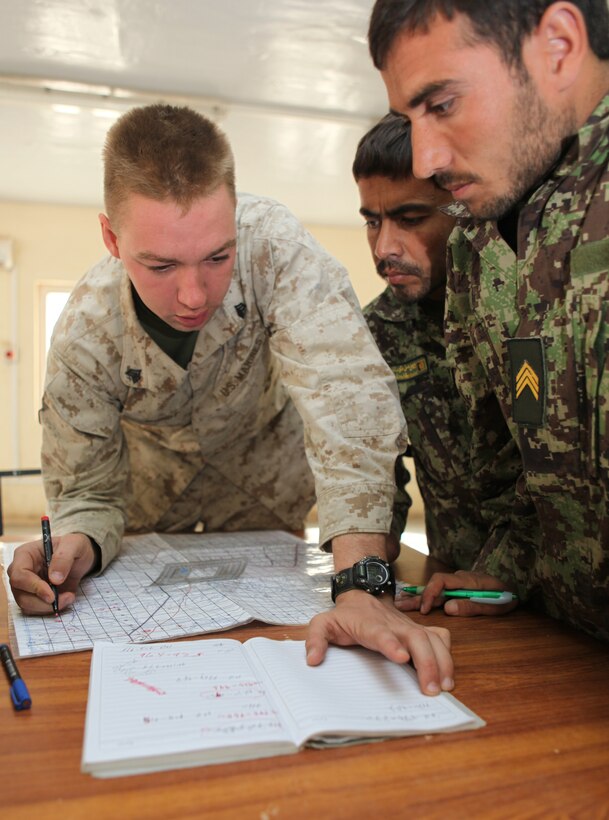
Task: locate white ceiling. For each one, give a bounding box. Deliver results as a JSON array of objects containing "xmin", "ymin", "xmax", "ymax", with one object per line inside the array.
[{"xmin": 0, "ymin": 0, "xmax": 390, "ymax": 226}]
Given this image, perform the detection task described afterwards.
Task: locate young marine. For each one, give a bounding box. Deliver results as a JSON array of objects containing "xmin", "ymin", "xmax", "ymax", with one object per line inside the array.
[{"xmin": 8, "ymin": 103, "xmax": 454, "ymax": 693}]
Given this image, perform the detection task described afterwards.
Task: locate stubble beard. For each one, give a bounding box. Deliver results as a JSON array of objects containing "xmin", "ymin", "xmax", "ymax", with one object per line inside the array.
[
  {"xmin": 473, "ymin": 78, "xmax": 577, "ymax": 220},
  {"xmin": 435, "ymin": 77, "xmax": 577, "ymax": 221},
  {"xmin": 377, "ymin": 259, "xmax": 429, "ymax": 304}
]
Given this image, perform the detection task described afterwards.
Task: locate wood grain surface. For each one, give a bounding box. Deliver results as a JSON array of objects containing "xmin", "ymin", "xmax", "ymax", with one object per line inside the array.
[{"xmin": 1, "ymin": 542, "xmax": 608, "ymax": 820}]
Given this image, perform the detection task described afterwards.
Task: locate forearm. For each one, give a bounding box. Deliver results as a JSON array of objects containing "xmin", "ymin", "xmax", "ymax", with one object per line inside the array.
[
  {"xmin": 41, "ymin": 390, "xmax": 127, "ymax": 569},
  {"xmin": 331, "ymin": 531, "xmax": 399, "ymax": 571}
]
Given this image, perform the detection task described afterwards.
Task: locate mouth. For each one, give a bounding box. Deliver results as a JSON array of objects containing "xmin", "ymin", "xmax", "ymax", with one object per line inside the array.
[
  {"xmin": 436, "ymin": 176, "xmax": 476, "ymax": 201},
  {"xmin": 446, "ymin": 182, "xmax": 472, "ymax": 198},
  {"xmin": 175, "ymin": 311, "xmax": 209, "ymax": 329},
  {"xmin": 381, "ymin": 266, "xmax": 421, "ymax": 285}
]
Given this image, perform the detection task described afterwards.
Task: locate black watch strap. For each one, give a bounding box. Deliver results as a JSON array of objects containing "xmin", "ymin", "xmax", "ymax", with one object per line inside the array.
[{"xmin": 331, "ymin": 556, "xmax": 395, "ymax": 603}]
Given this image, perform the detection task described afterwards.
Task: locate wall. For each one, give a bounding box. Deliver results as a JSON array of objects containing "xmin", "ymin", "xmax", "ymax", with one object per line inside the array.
[
  {"xmin": 1, "ymin": 199, "xmax": 423, "ymax": 527},
  {"xmin": 0, "ymin": 201, "xmax": 106, "ymax": 523}
]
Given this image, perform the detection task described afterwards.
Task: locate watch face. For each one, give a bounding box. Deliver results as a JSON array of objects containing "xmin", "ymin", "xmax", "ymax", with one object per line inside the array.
[{"xmin": 365, "ymin": 561, "xmax": 390, "ymax": 586}]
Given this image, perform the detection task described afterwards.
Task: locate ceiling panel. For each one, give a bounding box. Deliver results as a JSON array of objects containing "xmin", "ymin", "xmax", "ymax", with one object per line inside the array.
[{"xmin": 0, "ymin": 0, "xmax": 389, "ymax": 225}]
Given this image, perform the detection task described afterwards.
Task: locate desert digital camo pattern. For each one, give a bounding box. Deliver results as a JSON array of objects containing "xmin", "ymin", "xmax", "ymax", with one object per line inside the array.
[
  {"xmin": 42, "ymin": 194, "xmax": 407, "ymax": 568},
  {"xmin": 364, "ymin": 286, "xmax": 520, "ymax": 568},
  {"xmin": 445, "ymin": 94, "xmax": 609, "ymax": 640}
]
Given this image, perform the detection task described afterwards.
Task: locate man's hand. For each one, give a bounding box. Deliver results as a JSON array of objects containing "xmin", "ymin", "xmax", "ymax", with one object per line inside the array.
[
  {"xmin": 395, "ymin": 569, "xmax": 519, "ymax": 617},
  {"xmin": 7, "ymin": 532, "xmax": 97, "ymax": 615},
  {"xmin": 306, "ymin": 591, "xmax": 453, "ymax": 696}
]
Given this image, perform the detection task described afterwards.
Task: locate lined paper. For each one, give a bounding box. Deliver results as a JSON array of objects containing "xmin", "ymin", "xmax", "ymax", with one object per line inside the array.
[
  {"xmin": 246, "ymin": 639, "xmax": 483, "ymax": 746},
  {"xmin": 82, "ymin": 638, "xmax": 484, "ymax": 777},
  {"xmin": 82, "ymin": 639, "xmax": 295, "ymax": 775}
]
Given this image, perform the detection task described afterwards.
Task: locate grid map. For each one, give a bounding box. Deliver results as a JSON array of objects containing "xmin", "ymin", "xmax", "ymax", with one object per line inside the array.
[{"xmin": 3, "ymin": 531, "xmax": 334, "ymax": 658}]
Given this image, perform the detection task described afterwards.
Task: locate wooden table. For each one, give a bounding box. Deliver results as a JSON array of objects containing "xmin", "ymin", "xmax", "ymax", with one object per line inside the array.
[{"xmin": 1, "ymin": 544, "xmax": 608, "ymax": 819}]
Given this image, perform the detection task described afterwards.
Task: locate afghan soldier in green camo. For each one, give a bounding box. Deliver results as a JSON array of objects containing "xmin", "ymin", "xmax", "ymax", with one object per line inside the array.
[
  {"xmin": 369, "ymin": 0, "xmax": 609, "ymax": 639},
  {"xmin": 354, "ymin": 114, "xmax": 523, "ymax": 576}
]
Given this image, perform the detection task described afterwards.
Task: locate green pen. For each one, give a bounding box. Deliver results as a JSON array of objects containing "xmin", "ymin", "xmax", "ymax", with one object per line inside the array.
[{"xmin": 401, "ymin": 586, "xmax": 518, "ymax": 605}]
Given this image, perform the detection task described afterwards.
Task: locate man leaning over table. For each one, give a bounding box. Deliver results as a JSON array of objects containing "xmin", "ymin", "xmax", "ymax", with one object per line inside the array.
[
  {"xmin": 7, "ymin": 103, "xmax": 453, "ymax": 694},
  {"xmin": 368, "ymin": 0, "xmax": 609, "ymax": 640},
  {"xmin": 353, "ymin": 113, "xmax": 522, "ymax": 584}
]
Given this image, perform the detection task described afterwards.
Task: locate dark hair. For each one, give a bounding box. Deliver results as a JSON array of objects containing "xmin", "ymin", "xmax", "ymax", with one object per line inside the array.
[
  {"xmin": 368, "ymin": 0, "xmax": 609, "ymax": 70},
  {"xmin": 352, "ymin": 114, "xmax": 413, "ymax": 180},
  {"xmin": 103, "ymin": 104, "xmax": 235, "ymax": 225}
]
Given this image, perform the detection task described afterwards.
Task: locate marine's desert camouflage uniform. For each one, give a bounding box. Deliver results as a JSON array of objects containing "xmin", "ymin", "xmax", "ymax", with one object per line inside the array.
[
  {"xmin": 364, "ymin": 286, "xmax": 521, "ymax": 568},
  {"xmin": 42, "ymin": 194, "xmax": 407, "ymax": 569},
  {"xmin": 445, "ymin": 94, "xmax": 609, "ymax": 640}
]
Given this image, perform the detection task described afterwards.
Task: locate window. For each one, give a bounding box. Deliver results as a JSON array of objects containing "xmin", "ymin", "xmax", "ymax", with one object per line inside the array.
[
  {"xmin": 37, "ymin": 283, "xmax": 72, "ymax": 398},
  {"xmin": 44, "ymin": 290, "xmax": 71, "ymax": 357}
]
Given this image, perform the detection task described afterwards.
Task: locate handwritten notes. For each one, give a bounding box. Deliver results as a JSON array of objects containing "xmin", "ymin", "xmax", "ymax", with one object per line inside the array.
[
  {"xmin": 83, "ymin": 640, "xmax": 292, "ymax": 777},
  {"xmin": 82, "ymin": 638, "xmax": 485, "ymax": 777}
]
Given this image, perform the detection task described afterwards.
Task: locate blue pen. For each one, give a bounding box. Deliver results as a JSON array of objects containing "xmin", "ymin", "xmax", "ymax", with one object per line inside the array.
[
  {"xmin": 401, "ymin": 585, "xmax": 518, "ymax": 605},
  {"xmin": 0, "ymin": 643, "xmax": 32, "ymax": 711}
]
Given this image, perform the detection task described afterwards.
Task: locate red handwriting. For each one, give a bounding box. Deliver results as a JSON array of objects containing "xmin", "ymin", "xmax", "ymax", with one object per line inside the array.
[{"xmin": 127, "ymin": 677, "xmax": 166, "ymax": 695}]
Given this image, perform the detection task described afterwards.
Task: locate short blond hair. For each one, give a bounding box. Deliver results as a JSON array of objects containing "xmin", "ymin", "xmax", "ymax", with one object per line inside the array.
[{"xmin": 103, "ymin": 103, "xmax": 236, "ymax": 224}]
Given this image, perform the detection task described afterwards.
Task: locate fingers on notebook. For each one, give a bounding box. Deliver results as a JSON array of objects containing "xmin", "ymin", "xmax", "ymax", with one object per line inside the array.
[{"xmin": 305, "ymin": 600, "xmax": 454, "ymax": 696}]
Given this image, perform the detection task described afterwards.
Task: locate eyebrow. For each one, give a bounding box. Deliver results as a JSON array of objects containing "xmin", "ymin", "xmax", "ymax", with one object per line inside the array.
[
  {"xmin": 360, "ymin": 203, "xmax": 432, "ymax": 219},
  {"xmin": 135, "ymin": 238, "xmax": 237, "ymax": 264},
  {"xmin": 409, "ymin": 81, "xmax": 450, "ymax": 109},
  {"xmin": 389, "ymin": 79, "xmax": 458, "ymax": 115}
]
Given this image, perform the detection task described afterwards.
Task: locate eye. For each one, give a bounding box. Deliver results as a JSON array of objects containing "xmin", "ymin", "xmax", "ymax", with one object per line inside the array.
[
  {"xmin": 428, "ymin": 97, "xmax": 454, "ymax": 116},
  {"xmin": 208, "ymin": 253, "xmax": 231, "ymax": 264},
  {"xmin": 364, "ymin": 218, "xmax": 381, "ymax": 230},
  {"xmin": 148, "ymin": 264, "xmax": 174, "ymax": 273},
  {"xmin": 398, "ymin": 216, "xmax": 426, "ymax": 228}
]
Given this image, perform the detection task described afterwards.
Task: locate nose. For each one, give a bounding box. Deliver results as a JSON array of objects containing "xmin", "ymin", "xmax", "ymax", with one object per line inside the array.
[
  {"xmin": 176, "ymin": 266, "xmax": 207, "ymax": 309},
  {"xmin": 411, "ymin": 121, "xmax": 451, "ymax": 180},
  {"xmin": 375, "ymin": 220, "xmax": 403, "ymax": 261}
]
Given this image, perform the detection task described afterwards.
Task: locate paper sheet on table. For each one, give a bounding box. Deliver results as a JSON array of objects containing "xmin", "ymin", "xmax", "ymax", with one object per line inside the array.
[{"xmin": 1, "ymin": 531, "xmax": 333, "ymax": 658}]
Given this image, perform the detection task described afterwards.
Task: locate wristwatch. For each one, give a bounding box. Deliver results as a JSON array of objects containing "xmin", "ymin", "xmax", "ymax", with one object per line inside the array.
[{"xmin": 331, "ymin": 556, "xmax": 396, "ymax": 603}]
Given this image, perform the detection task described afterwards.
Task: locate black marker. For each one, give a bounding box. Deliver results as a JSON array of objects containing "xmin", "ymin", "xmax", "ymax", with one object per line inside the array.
[
  {"xmin": 0, "ymin": 644, "xmax": 32, "ymax": 711},
  {"xmin": 41, "ymin": 515, "xmax": 59, "ymax": 616}
]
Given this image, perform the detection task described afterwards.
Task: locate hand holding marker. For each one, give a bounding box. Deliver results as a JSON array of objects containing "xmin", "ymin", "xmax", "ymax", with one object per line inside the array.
[{"xmin": 41, "ymin": 515, "xmax": 59, "ymax": 616}]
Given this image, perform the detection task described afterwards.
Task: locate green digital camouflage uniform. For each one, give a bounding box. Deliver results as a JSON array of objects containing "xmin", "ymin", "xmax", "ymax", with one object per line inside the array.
[
  {"xmin": 445, "ymin": 93, "xmax": 609, "ymax": 640},
  {"xmin": 364, "ymin": 286, "xmax": 521, "ymax": 568},
  {"xmin": 42, "ymin": 194, "xmax": 407, "ymax": 569}
]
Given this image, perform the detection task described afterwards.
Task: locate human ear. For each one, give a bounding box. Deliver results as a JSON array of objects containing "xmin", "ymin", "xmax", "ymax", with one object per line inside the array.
[
  {"xmin": 99, "ymin": 213, "xmax": 121, "ymax": 258},
  {"xmin": 536, "ymin": 2, "xmax": 587, "ymax": 88}
]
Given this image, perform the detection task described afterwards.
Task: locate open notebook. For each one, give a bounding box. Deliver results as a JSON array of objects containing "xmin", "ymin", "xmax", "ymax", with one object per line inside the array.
[{"xmin": 82, "ymin": 638, "xmax": 484, "ymax": 777}]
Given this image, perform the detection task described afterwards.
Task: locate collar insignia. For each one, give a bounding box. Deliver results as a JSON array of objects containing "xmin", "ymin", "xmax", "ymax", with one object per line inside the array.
[{"xmin": 125, "ymin": 367, "xmax": 142, "ymax": 385}]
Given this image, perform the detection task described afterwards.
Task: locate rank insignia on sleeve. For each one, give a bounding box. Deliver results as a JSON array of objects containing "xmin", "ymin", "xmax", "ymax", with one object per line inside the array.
[
  {"xmin": 393, "ymin": 355, "xmax": 429, "ymax": 383},
  {"xmin": 507, "ymin": 338, "xmax": 546, "ymax": 426}
]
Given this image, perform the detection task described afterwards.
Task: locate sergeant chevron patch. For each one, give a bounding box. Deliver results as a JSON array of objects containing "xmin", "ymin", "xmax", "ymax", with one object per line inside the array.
[
  {"xmin": 516, "ymin": 361, "xmax": 539, "ymax": 400},
  {"xmin": 508, "ymin": 338, "xmax": 546, "ymax": 426}
]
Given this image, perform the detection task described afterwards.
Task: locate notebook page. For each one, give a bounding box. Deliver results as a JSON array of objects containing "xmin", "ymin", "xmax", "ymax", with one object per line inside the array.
[
  {"xmin": 82, "ymin": 639, "xmax": 295, "ymax": 776},
  {"xmin": 245, "ymin": 639, "xmax": 483, "ymax": 747}
]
